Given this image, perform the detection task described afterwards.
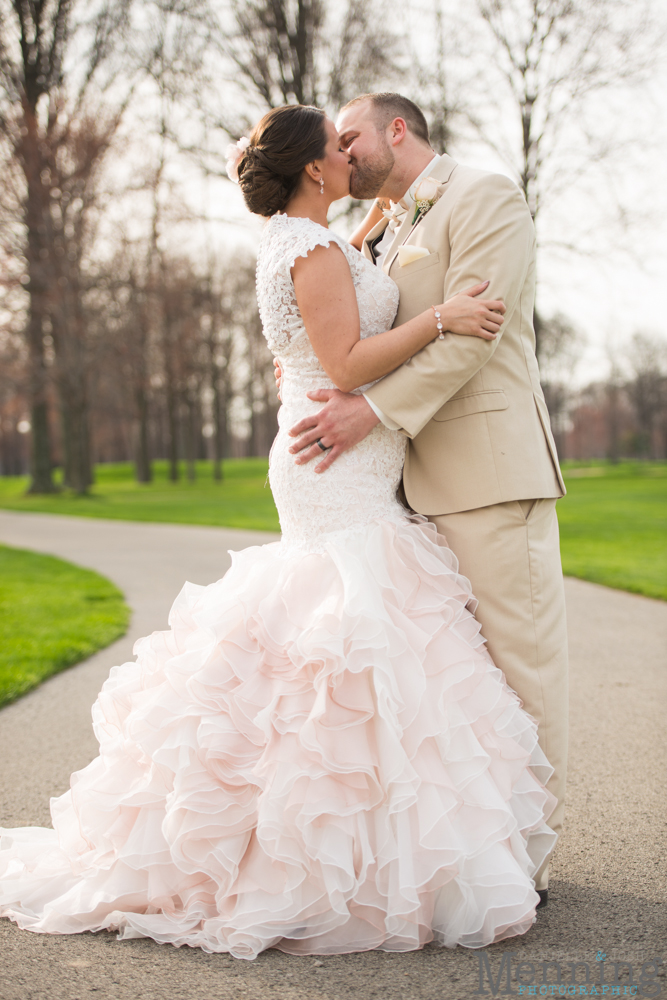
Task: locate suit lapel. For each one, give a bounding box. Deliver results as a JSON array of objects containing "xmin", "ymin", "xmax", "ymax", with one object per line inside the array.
[
  {"xmin": 381, "ymin": 209, "xmax": 418, "ymax": 275},
  {"xmin": 383, "ymin": 154, "xmax": 459, "ymax": 275}
]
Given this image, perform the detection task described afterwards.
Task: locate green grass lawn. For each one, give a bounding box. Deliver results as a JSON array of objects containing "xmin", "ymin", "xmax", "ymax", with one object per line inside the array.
[
  {"xmin": 0, "ymin": 545, "xmax": 129, "ymax": 709},
  {"xmin": 558, "ymin": 461, "xmax": 666, "ymax": 601},
  {"xmin": 0, "ymin": 459, "xmax": 665, "ymax": 601},
  {"xmin": 0, "ymin": 458, "xmax": 280, "ymax": 532}
]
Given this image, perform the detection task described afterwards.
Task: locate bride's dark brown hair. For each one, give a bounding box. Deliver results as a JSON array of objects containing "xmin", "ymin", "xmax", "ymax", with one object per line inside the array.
[{"xmin": 237, "ymin": 105, "xmax": 327, "ymax": 217}]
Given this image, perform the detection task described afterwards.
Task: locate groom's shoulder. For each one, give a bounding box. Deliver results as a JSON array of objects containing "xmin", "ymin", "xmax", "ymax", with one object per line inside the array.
[
  {"xmin": 436, "ymin": 161, "xmax": 530, "ymax": 228},
  {"xmin": 447, "ymin": 160, "xmax": 522, "ymax": 199}
]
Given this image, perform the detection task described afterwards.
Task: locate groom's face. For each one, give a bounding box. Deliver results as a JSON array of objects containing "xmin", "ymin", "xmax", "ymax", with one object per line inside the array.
[{"xmin": 336, "ymin": 104, "xmax": 395, "ymax": 200}]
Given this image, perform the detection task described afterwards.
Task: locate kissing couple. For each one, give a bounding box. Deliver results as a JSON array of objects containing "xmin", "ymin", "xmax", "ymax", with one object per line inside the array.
[{"xmin": 0, "ymin": 93, "xmax": 568, "ymax": 959}]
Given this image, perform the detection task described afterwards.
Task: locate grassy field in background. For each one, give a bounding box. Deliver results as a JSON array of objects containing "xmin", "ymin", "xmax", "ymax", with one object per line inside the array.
[
  {"xmin": 558, "ymin": 461, "xmax": 666, "ymax": 601},
  {"xmin": 0, "ymin": 458, "xmax": 280, "ymax": 532},
  {"xmin": 0, "ymin": 545, "xmax": 129, "ymax": 709},
  {"xmin": 0, "ymin": 459, "xmax": 665, "ymax": 601}
]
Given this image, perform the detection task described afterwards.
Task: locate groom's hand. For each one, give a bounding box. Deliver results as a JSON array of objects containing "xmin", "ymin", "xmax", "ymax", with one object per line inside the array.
[{"xmin": 288, "ymin": 389, "xmax": 380, "ymax": 473}]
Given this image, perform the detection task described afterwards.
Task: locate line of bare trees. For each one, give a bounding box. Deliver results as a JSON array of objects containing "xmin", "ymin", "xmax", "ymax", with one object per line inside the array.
[
  {"xmin": 0, "ymin": 242, "xmax": 280, "ymax": 477},
  {"xmin": 0, "ymin": 0, "xmax": 662, "ymax": 491},
  {"xmin": 539, "ymin": 322, "xmax": 667, "ymax": 461},
  {"xmin": 0, "ymin": 0, "xmax": 407, "ymax": 491}
]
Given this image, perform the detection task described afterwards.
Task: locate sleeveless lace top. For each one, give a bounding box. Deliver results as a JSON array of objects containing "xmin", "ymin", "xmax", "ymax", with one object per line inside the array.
[{"xmin": 256, "ymin": 214, "xmax": 407, "ymax": 548}]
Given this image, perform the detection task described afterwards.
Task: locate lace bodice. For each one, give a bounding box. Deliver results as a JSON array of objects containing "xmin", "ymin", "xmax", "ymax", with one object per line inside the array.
[
  {"xmin": 257, "ymin": 214, "xmax": 399, "ymax": 397},
  {"xmin": 256, "ymin": 214, "xmax": 407, "ymax": 546}
]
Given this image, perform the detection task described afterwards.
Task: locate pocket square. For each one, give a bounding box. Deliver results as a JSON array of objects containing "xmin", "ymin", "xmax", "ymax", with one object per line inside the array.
[{"xmin": 397, "ymin": 245, "xmax": 431, "ymax": 267}]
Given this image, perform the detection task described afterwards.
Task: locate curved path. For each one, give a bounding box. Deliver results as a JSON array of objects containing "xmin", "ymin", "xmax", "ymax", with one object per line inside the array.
[{"xmin": 0, "ymin": 511, "xmax": 665, "ymax": 1000}]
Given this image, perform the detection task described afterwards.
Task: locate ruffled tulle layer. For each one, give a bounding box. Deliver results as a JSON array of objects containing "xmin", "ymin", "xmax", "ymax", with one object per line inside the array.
[{"xmin": 0, "ymin": 517, "xmax": 556, "ymax": 959}]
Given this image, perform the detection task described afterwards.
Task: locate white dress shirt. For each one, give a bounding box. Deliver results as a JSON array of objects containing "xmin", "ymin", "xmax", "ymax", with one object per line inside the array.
[{"xmin": 364, "ymin": 154, "xmax": 441, "ymax": 431}]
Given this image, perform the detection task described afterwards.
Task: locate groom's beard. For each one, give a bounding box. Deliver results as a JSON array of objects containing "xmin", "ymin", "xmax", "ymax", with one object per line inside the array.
[{"xmin": 349, "ymin": 139, "xmax": 394, "ymax": 200}]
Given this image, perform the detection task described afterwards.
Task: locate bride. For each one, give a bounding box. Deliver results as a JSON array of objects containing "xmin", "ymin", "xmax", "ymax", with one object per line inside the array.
[{"xmin": 0, "ymin": 104, "xmax": 556, "ymax": 959}]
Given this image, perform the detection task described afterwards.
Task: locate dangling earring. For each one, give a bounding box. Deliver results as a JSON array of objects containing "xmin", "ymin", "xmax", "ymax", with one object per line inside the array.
[{"xmin": 319, "ymin": 177, "xmax": 324, "ymax": 195}]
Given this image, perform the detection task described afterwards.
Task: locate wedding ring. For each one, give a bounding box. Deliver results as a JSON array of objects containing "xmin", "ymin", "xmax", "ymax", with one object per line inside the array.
[{"xmin": 316, "ymin": 438, "xmax": 329, "ymax": 452}]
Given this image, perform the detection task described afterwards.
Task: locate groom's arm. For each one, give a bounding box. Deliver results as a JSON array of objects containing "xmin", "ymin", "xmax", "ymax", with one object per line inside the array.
[
  {"xmin": 287, "ymin": 173, "xmax": 534, "ymax": 472},
  {"xmin": 365, "ymin": 172, "xmax": 535, "ymax": 439}
]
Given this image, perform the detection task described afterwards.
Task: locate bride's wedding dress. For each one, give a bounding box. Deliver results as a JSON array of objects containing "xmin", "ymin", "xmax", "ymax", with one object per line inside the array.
[{"xmin": 0, "ymin": 215, "xmax": 556, "ymax": 959}]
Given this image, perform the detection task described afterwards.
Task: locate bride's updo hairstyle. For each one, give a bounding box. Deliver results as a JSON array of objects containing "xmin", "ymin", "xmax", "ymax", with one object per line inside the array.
[{"xmin": 237, "ymin": 105, "xmax": 327, "ymax": 217}]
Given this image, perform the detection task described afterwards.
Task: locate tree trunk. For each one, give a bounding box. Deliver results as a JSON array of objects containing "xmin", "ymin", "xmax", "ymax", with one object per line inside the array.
[
  {"xmin": 53, "ymin": 295, "xmax": 93, "ymax": 494},
  {"xmin": 59, "ymin": 382, "xmax": 93, "ymax": 494},
  {"xmin": 23, "ymin": 172, "xmax": 57, "ymax": 493},
  {"xmin": 60, "ymin": 402, "xmax": 72, "ymax": 488},
  {"xmin": 134, "ymin": 383, "xmax": 152, "ymax": 483},
  {"xmin": 184, "ymin": 395, "xmax": 197, "ymax": 483},
  {"xmin": 606, "ymin": 382, "xmax": 620, "ymax": 464},
  {"xmin": 165, "ymin": 380, "xmax": 179, "ymax": 481},
  {"xmin": 27, "ymin": 400, "xmax": 56, "ymax": 493},
  {"xmin": 212, "ymin": 380, "xmax": 226, "ymax": 482}
]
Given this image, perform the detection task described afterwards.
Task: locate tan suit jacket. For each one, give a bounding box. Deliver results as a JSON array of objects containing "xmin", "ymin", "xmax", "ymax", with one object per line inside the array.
[{"xmin": 364, "ymin": 154, "xmax": 565, "ymax": 515}]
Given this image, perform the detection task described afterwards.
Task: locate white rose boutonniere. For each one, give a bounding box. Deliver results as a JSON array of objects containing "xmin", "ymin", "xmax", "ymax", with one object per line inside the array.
[{"xmin": 411, "ymin": 176, "xmax": 444, "ymax": 225}]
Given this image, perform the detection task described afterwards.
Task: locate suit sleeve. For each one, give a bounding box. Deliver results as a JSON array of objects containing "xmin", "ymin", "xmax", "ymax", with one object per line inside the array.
[{"xmin": 365, "ymin": 173, "xmax": 535, "ymax": 439}]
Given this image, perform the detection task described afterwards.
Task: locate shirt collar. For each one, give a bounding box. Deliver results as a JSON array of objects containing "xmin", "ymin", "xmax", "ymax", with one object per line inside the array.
[{"xmin": 395, "ymin": 154, "xmax": 441, "ymax": 212}]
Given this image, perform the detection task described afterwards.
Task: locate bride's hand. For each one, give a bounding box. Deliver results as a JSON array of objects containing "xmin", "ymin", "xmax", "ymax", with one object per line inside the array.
[{"xmin": 436, "ymin": 282, "xmax": 506, "ymax": 340}]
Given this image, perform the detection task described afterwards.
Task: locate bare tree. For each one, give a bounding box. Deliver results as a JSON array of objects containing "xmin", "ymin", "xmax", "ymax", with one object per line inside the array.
[
  {"xmin": 467, "ymin": 0, "xmax": 658, "ymax": 356},
  {"xmin": 602, "ymin": 344, "xmax": 626, "ymax": 464},
  {"xmin": 92, "ymin": 243, "xmax": 156, "ymax": 483},
  {"xmin": 423, "ymin": 1, "xmax": 453, "ymax": 155},
  {"xmin": 0, "ymin": 288, "xmax": 30, "ymax": 475},
  {"xmin": 118, "ymin": 0, "xmax": 214, "ymax": 482},
  {"xmin": 198, "ymin": 264, "xmax": 236, "ymax": 480},
  {"xmin": 537, "ymin": 311, "xmax": 582, "ymax": 458},
  {"xmin": 243, "ymin": 287, "xmax": 279, "ymax": 458},
  {"xmin": 202, "ymin": 0, "xmax": 402, "ymax": 139},
  {"xmin": 0, "ymin": 0, "xmax": 133, "ymax": 492},
  {"xmin": 406, "ymin": 0, "xmax": 472, "ymax": 155},
  {"xmin": 625, "ymin": 332, "xmax": 666, "ymax": 459},
  {"xmin": 226, "ymin": 0, "xmax": 324, "ymax": 110},
  {"xmin": 49, "ymin": 109, "xmax": 130, "ymax": 493},
  {"xmin": 474, "ymin": 0, "xmax": 655, "ymax": 219}
]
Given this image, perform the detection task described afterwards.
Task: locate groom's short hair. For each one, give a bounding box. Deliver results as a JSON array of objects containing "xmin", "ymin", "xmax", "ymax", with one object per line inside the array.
[{"xmin": 341, "ymin": 93, "xmax": 431, "ymax": 146}]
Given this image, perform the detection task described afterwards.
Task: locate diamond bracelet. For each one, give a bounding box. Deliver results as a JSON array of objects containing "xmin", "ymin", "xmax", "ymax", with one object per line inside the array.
[{"xmin": 431, "ymin": 305, "xmax": 445, "ymax": 340}]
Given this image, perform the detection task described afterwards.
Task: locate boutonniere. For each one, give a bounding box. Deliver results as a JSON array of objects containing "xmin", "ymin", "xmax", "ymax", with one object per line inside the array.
[{"xmin": 411, "ymin": 176, "xmax": 444, "ymax": 225}]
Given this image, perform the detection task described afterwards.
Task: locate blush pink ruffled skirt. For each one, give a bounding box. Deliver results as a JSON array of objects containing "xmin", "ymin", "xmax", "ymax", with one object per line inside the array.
[{"xmin": 0, "ymin": 518, "xmax": 556, "ymax": 959}]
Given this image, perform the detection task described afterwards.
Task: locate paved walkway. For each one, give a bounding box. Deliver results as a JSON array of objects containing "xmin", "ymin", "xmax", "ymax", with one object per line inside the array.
[{"xmin": 0, "ymin": 511, "xmax": 665, "ymax": 1000}]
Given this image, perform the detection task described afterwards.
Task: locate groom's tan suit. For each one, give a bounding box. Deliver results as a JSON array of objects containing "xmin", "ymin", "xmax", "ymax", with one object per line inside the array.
[{"xmin": 363, "ymin": 154, "xmax": 568, "ymax": 887}]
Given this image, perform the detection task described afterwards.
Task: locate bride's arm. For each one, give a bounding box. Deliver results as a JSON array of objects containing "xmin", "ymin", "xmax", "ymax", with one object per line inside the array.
[
  {"xmin": 292, "ymin": 244, "xmax": 505, "ymax": 394},
  {"xmin": 348, "ymin": 199, "xmax": 388, "ymax": 251}
]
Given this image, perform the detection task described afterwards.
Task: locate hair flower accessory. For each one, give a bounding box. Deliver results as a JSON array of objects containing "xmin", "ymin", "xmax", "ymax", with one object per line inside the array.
[
  {"xmin": 411, "ymin": 176, "xmax": 444, "ymax": 224},
  {"xmin": 226, "ymin": 136, "xmax": 251, "ymax": 183}
]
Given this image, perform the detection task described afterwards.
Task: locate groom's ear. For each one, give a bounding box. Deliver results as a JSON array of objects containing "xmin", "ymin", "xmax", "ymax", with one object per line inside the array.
[{"xmin": 388, "ymin": 117, "xmax": 408, "ymax": 146}]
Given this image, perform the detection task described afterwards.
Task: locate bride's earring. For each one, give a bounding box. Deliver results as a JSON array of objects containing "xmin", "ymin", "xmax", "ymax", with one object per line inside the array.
[{"xmin": 319, "ymin": 178, "xmax": 324, "ymax": 195}]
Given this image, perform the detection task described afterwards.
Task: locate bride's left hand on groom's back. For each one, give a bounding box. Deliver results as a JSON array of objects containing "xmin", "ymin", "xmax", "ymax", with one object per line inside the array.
[{"xmin": 287, "ymin": 389, "xmax": 380, "ymax": 473}]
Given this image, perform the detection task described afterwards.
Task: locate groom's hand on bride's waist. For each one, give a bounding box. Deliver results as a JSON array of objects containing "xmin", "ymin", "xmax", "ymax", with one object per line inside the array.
[{"xmin": 288, "ymin": 389, "xmax": 380, "ymax": 473}]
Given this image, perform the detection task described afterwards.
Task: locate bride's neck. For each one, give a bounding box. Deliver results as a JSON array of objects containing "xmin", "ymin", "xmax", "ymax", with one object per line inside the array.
[{"xmin": 284, "ymin": 190, "xmax": 332, "ymax": 227}]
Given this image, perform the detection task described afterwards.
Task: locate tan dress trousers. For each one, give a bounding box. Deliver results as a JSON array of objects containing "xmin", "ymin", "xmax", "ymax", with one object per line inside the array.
[{"xmin": 429, "ymin": 498, "xmax": 568, "ymax": 891}]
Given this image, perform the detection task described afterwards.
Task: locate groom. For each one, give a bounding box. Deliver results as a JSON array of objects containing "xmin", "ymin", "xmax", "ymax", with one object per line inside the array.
[{"xmin": 287, "ymin": 92, "xmax": 568, "ymax": 902}]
